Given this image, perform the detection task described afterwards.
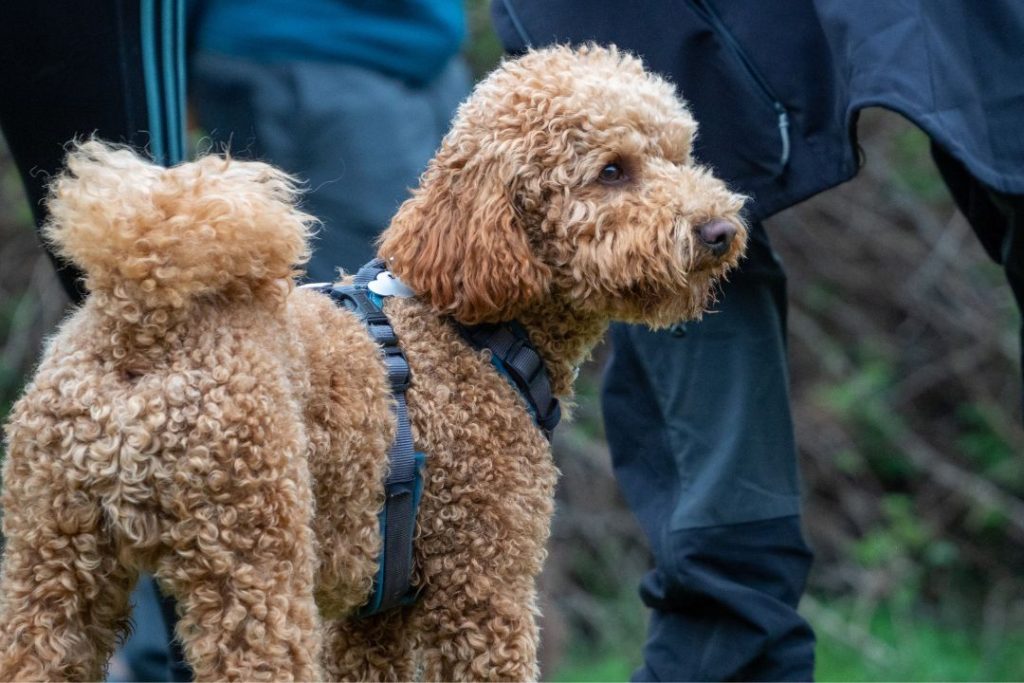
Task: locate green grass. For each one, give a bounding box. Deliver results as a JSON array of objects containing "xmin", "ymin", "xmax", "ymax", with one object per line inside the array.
[
  {"xmin": 552, "ymin": 652, "xmax": 636, "ymax": 682},
  {"xmin": 815, "ymin": 604, "xmax": 1024, "ymax": 681},
  {"xmin": 548, "ymin": 598, "xmax": 1024, "ymax": 682}
]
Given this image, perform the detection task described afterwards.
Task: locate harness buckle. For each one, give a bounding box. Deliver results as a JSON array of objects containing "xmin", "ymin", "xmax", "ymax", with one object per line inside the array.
[{"xmin": 454, "ymin": 320, "xmax": 562, "ymax": 441}]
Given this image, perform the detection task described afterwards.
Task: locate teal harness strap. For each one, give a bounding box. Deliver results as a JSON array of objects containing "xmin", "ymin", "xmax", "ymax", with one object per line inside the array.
[
  {"xmin": 140, "ymin": 0, "xmax": 186, "ymax": 166},
  {"xmin": 139, "ymin": 0, "xmax": 165, "ymax": 164}
]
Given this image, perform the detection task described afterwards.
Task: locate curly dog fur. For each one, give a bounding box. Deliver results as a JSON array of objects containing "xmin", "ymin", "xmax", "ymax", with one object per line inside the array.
[{"xmin": 0, "ymin": 45, "xmax": 746, "ymax": 681}]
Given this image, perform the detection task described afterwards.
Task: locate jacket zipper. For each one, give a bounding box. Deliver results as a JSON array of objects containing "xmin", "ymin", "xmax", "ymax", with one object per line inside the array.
[{"xmin": 690, "ymin": 0, "xmax": 791, "ymax": 171}]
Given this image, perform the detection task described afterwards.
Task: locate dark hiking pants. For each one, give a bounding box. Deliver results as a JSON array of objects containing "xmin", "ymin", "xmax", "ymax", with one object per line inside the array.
[{"xmin": 602, "ymin": 222, "xmax": 816, "ymax": 681}]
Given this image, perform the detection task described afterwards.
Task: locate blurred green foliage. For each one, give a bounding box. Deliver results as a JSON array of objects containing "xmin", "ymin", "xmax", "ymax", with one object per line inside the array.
[
  {"xmin": 554, "ymin": 650, "xmax": 637, "ymax": 683},
  {"xmin": 815, "ymin": 602, "xmax": 1024, "ymax": 682},
  {"xmin": 889, "ymin": 126, "xmax": 949, "ymax": 205},
  {"xmin": 822, "ymin": 349, "xmax": 916, "ymax": 482},
  {"xmin": 957, "ymin": 404, "xmax": 1019, "ymax": 489}
]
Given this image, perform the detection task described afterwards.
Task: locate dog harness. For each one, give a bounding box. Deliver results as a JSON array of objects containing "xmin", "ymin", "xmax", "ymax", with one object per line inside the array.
[
  {"xmin": 453, "ymin": 321, "xmax": 561, "ymax": 439},
  {"xmin": 305, "ymin": 258, "xmax": 561, "ymax": 617}
]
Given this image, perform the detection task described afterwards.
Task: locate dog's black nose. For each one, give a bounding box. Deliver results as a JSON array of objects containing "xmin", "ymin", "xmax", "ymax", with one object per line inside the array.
[{"xmin": 697, "ymin": 219, "xmax": 736, "ymax": 256}]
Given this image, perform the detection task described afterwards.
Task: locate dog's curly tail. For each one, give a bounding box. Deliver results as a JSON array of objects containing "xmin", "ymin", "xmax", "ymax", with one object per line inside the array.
[{"xmin": 43, "ymin": 139, "xmax": 317, "ymax": 317}]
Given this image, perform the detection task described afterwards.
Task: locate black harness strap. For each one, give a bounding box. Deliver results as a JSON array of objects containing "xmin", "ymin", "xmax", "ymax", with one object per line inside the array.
[
  {"xmin": 315, "ymin": 259, "xmax": 422, "ymax": 617},
  {"xmin": 456, "ymin": 321, "xmax": 562, "ymax": 440}
]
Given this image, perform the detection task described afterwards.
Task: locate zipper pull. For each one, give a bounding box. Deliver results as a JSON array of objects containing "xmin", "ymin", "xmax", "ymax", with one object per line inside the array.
[{"xmin": 775, "ymin": 103, "xmax": 791, "ymax": 171}]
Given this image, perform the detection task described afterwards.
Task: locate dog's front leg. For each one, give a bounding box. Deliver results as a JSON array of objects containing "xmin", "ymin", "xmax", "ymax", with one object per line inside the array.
[
  {"xmin": 413, "ymin": 577, "xmax": 541, "ymax": 682},
  {"xmin": 321, "ymin": 609, "xmax": 417, "ymax": 681},
  {"xmin": 409, "ymin": 488, "xmax": 549, "ymax": 682},
  {"xmin": 400, "ymin": 400, "xmax": 555, "ymax": 681}
]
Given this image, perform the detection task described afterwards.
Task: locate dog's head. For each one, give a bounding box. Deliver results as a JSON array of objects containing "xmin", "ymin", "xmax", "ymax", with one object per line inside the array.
[{"xmin": 379, "ymin": 45, "xmax": 747, "ymax": 327}]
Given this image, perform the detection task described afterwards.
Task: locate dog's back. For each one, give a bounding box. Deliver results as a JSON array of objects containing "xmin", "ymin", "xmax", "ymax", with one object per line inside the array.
[{"xmin": 0, "ymin": 142, "xmax": 332, "ymax": 680}]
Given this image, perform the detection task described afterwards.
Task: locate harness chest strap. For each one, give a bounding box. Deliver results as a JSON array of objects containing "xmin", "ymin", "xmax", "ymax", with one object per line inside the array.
[
  {"xmin": 307, "ymin": 258, "xmax": 561, "ymax": 617},
  {"xmin": 307, "ymin": 260, "xmax": 424, "ymax": 617}
]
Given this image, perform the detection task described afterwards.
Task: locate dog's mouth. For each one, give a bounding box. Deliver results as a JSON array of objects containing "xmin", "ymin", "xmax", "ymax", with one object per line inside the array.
[{"xmin": 599, "ymin": 270, "xmax": 719, "ymax": 328}]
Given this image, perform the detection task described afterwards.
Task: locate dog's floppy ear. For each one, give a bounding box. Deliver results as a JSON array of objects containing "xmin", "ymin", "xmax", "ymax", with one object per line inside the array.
[{"xmin": 378, "ymin": 154, "xmax": 551, "ymax": 324}]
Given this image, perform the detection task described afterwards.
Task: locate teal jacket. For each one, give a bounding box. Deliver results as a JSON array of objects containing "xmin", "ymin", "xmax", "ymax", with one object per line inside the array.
[{"xmin": 195, "ymin": 0, "xmax": 465, "ymax": 86}]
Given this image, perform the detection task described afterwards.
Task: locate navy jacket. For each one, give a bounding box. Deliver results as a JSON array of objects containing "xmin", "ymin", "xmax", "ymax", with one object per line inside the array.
[{"xmin": 492, "ymin": 0, "xmax": 1024, "ymax": 222}]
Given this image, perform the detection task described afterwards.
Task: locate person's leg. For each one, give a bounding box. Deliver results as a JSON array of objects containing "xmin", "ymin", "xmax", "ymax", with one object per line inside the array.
[
  {"xmin": 987, "ymin": 191, "xmax": 1024, "ymax": 421},
  {"xmin": 105, "ymin": 577, "xmax": 174, "ymax": 682},
  {"xmin": 602, "ymin": 221, "xmax": 815, "ymax": 681},
  {"xmin": 191, "ymin": 53, "xmax": 470, "ymax": 279},
  {"xmin": 0, "ymin": 0, "xmax": 187, "ymax": 303},
  {"xmin": 932, "ymin": 143, "xmax": 1024, "ymax": 416}
]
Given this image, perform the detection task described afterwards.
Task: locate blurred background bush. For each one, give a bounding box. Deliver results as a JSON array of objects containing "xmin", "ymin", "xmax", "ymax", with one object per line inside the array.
[{"xmin": 1, "ymin": 4, "xmax": 1022, "ymax": 680}]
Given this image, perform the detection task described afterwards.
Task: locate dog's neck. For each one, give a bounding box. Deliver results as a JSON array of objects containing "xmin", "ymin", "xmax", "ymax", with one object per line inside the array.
[{"xmin": 514, "ymin": 301, "xmax": 608, "ymax": 399}]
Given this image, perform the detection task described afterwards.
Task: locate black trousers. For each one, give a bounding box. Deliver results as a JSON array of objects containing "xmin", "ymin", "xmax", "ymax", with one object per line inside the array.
[{"xmin": 602, "ymin": 223, "xmax": 816, "ymax": 681}]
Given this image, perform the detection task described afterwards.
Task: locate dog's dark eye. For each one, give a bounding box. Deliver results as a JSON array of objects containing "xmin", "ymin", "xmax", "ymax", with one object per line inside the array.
[{"xmin": 598, "ymin": 163, "xmax": 626, "ymax": 184}]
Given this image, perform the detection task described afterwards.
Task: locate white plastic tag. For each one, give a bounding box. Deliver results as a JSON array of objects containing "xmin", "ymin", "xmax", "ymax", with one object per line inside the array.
[{"xmin": 367, "ymin": 271, "xmax": 416, "ymax": 298}]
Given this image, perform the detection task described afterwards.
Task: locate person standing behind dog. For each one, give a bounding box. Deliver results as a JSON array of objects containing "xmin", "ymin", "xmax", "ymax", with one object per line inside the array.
[
  {"xmin": 491, "ymin": 0, "xmax": 1024, "ymax": 680},
  {"xmin": 189, "ymin": 0, "xmax": 471, "ymax": 278}
]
